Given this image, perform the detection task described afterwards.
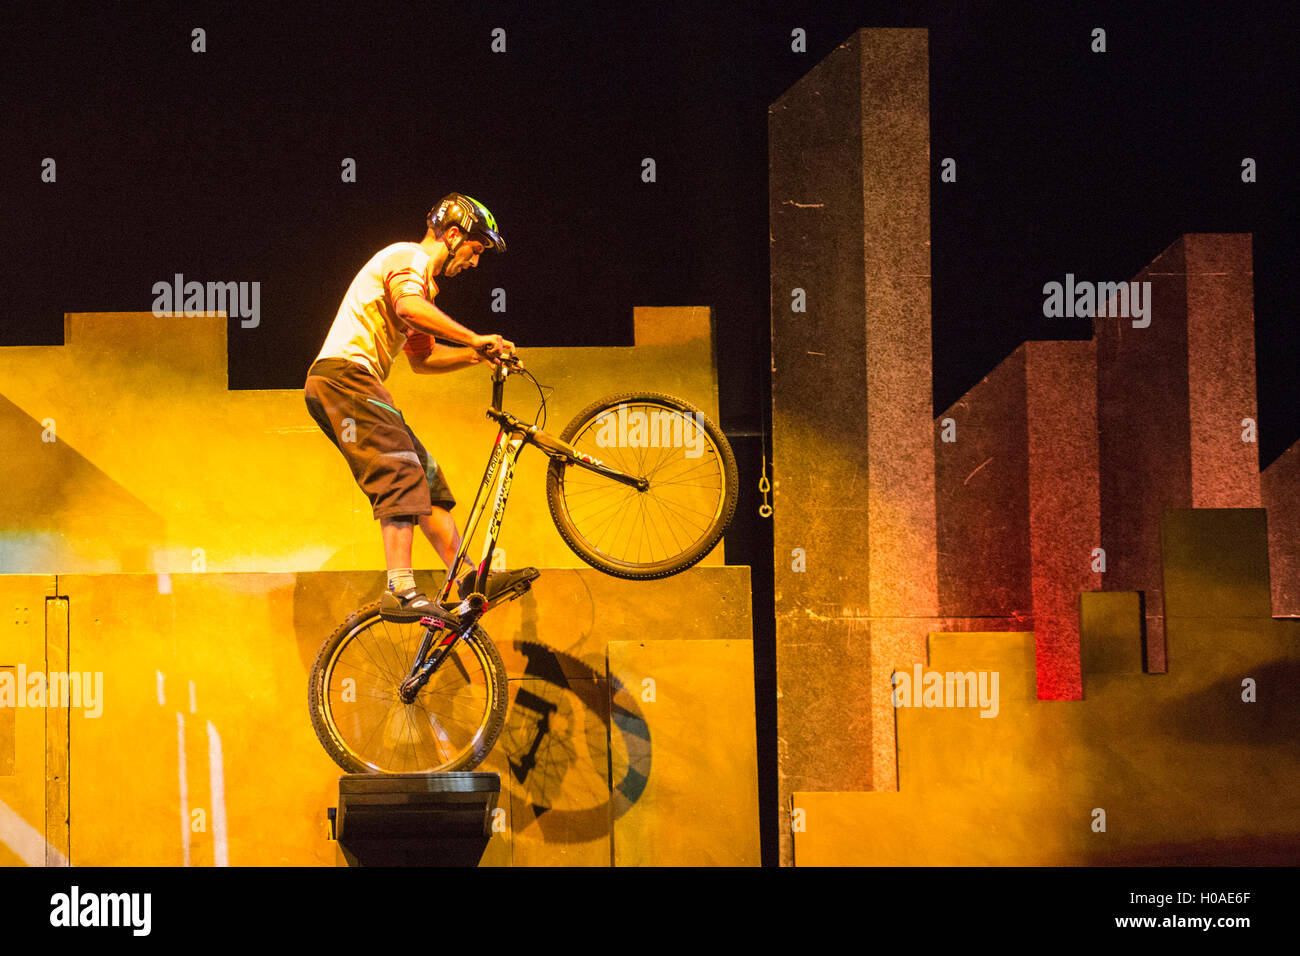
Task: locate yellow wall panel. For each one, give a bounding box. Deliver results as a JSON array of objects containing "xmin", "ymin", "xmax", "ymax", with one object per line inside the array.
[
  {"xmin": 0, "ymin": 307, "xmax": 723, "ymax": 576},
  {"xmin": 9, "ymin": 568, "xmax": 750, "ymax": 866},
  {"xmin": 608, "ymin": 639, "xmax": 759, "ymax": 866},
  {"xmin": 795, "ymin": 611, "xmax": 1300, "ymax": 865}
]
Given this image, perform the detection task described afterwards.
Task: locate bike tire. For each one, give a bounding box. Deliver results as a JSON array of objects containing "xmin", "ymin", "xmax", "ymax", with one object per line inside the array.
[
  {"xmin": 546, "ymin": 391, "xmax": 738, "ymax": 579},
  {"xmin": 308, "ymin": 601, "xmax": 508, "ymax": 774}
]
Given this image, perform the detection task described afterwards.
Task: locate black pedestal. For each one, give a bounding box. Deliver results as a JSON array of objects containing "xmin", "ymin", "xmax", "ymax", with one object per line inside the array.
[{"xmin": 331, "ymin": 772, "xmax": 500, "ymax": 867}]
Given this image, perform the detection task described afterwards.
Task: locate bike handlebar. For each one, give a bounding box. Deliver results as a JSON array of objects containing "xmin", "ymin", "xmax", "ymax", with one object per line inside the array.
[{"xmin": 475, "ymin": 343, "xmax": 523, "ymax": 371}]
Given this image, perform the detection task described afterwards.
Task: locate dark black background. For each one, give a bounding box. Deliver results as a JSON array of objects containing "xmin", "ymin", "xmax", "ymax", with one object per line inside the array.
[
  {"xmin": 3, "ymin": 0, "xmax": 1295, "ymax": 453},
  {"xmin": 2, "ymin": 0, "xmax": 1295, "ymax": 867}
]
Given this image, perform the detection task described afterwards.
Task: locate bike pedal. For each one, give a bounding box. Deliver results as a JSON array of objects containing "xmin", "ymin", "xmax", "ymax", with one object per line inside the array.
[{"xmin": 500, "ymin": 581, "xmax": 532, "ymax": 602}]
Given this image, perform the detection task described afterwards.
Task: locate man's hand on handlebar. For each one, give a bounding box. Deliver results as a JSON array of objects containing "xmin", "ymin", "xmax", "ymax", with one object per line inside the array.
[{"xmin": 471, "ymin": 333, "xmax": 521, "ymax": 368}]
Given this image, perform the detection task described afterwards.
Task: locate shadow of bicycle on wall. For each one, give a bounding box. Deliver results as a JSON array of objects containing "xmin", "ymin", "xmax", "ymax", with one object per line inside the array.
[{"xmin": 498, "ymin": 588, "xmax": 652, "ymax": 846}]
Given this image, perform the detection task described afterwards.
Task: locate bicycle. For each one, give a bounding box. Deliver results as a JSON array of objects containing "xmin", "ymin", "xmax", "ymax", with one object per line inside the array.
[{"xmin": 308, "ymin": 350, "xmax": 738, "ymax": 774}]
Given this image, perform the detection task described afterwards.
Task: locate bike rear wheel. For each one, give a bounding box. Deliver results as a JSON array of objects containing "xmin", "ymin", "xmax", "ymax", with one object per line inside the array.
[
  {"xmin": 546, "ymin": 392, "xmax": 738, "ymax": 579},
  {"xmin": 308, "ymin": 602, "xmax": 508, "ymax": 774}
]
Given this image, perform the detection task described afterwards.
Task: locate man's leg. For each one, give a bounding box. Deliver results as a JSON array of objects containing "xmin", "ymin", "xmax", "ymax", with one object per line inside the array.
[
  {"xmin": 377, "ymin": 514, "xmax": 446, "ymax": 619},
  {"xmin": 418, "ymin": 507, "xmax": 461, "ymax": 569},
  {"xmin": 381, "ymin": 508, "xmax": 460, "ymax": 586},
  {"xmin": 380, "ymin": 516, "xmax": 416, "ymax": 572}
]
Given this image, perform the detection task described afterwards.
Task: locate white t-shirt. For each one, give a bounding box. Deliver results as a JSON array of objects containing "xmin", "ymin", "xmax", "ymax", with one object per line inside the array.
[{"xmin": 314, "ymin": 242, "xmax": 439, "ymax": 381}]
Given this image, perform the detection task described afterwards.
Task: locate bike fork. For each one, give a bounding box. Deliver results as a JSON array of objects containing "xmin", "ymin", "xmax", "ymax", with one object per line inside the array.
[{"xmin": 397, "ymin": 596, "xmax": 488, "ymax": 703}]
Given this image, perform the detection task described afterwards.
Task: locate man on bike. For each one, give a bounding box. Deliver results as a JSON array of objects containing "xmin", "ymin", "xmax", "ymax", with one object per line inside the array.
[{"xmin": 304, "ymin": 192, "xmax": 524, "ymax": 621}]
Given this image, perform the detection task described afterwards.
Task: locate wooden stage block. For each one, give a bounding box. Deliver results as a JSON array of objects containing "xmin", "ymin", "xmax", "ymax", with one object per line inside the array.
[
  {"xmin": 1080, "ymin": 591, "xmax": 1144, "ymax": 679},
  {"xmin": 0, "ymin": 576, "xmax": 60, "ymax": 868},
  {"xmin": 926, "ymin": 631, "xmax": 1037, "ymax": 702},
  {"xmin": 608, "ymin": 639, "xmax": 759, "ymax": 866},
  {"xmin": 1161, "ymin": 509, "xmax": 1272, "ymax": 619}
]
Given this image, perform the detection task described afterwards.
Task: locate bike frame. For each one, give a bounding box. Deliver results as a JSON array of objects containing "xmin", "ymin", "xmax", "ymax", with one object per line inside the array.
[{"xmin": 401, "ymin": 359, "xmax": 647, "ymax": 690}]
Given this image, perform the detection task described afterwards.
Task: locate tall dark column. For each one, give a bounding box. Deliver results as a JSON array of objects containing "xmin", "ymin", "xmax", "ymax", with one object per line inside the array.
[{"xmin": 770, "ymin": 28, "xmax": 935, "ymax": 866}]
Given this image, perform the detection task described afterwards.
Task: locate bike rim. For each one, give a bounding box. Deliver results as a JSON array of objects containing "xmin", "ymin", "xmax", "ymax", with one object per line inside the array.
[
  {"xmin": 322, "ymin": 616, "xmax": 496, "ymax": 773},
  {"xmin": 559, "ymin": 400, "xmax": 728, "ymax": 570}
]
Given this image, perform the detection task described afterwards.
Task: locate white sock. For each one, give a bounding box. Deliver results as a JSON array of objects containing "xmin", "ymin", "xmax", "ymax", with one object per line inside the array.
[{"xmin": 387, "ymin": 568, "xmax": 416, "ymax": 594}]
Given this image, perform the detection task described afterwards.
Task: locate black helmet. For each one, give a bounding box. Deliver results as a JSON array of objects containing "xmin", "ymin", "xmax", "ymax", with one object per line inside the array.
[{"xmin": 427, "ymin": 193, "xmax": 506, "ymax": 253}]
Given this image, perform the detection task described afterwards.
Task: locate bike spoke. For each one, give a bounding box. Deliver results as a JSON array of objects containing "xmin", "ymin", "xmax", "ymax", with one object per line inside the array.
[
  {"xmin": 558, "ymin": 399, "xmax": 730, "ymax": 568},
  {"xmin": 403, "ymin": 704, "xmax": 448, "ymax": 767},
  {"xmin": 644, "ymin": 491, "xmax": 715, "ymax": 527},
  {"xmin": 324, "ymin": 620, "xmax": 495, "ymax": 773}
]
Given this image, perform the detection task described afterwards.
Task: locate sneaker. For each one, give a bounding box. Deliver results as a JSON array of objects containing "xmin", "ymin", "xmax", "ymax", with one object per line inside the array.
[
  {"xmin": 380, "ymin": 586, "xmax": 458, "ymax": 624},
  {"xmin": 456, "ymin": 567, "xmax": 540, "ymax": 604}
]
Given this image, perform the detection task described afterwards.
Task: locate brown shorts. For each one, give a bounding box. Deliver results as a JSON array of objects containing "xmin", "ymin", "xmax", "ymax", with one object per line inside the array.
[{"xmin": 304, "ymin": 358, "xmax": 456, "ymax": 519}]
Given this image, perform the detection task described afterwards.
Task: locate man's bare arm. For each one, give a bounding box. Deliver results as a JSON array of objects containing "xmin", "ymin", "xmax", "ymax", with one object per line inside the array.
[
  {"xmin": 394, "ymin": 294, "xmax": 513, "ymax": 359},
  {"xmin": 406, "ymin": 343, "xmax": 483, "ymax": 375},
  {"xmin": 394, "ymin": 294, "xmax": 479, "ymax": 346}
]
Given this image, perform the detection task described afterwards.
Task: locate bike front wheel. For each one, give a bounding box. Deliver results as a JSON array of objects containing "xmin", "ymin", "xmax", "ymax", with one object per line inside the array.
[
  {"xmin": 546, "ymin": 392, "xmax": 738, "ymax": 579},
  {"xmin": 308, "ymin": 602, "xmax": 508, "ymax": 774}
]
